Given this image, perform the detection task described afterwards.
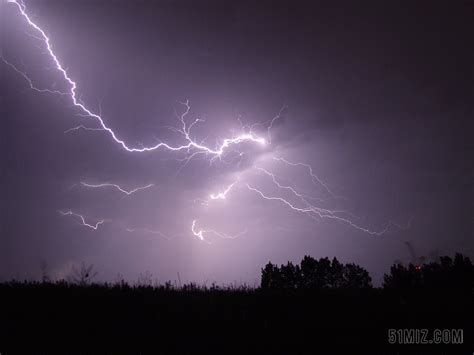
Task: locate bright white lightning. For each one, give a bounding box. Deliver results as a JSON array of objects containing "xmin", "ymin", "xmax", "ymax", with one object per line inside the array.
[
  {"xmin": 2, "ymin": 58, "xmax": 69, "ymax": 96},
  {"xmin": 191, "ymin": 220, "xmax": 246, "ymax": 242},
  {"xmin": 273, "ymin": 156, "xmax": 337, "ymax": 198},
  {"xmin": 246, "ymin": 167, "xmax": 391, "ymax": 236},
  {"xmin": 266, "ymin": 105, "xmax": 287, "ymax": 144},
  {"xmin": 4, "ymin": 0, "xmax": 267, "ymax": 158},
  {"xmin": 192, "ymin": 179, "xmax": 238, "ymax": 206},
  {"xmin": 245, "ymin": 184, "xmax": 390, "ymax": 236},
  {"xmin": 254, "ymin": 166, "xmax": 325, "ymax": 205},
  {"xmin": 59, "ymin": 210, "xmax": 104, "ymax": 230},
  {"xmin": 209, "ymin": 181, "xmax": 237, "ymax": 200},
  {"xmin": 191, "ymin": 220, "xmax": 206, "ymax": 241},
  {"xmin": 6, "ymin": 0, "xmax": 402, "ymax": 239},
  {"xmin": 80, "ymin": 182, "xmax": 153, "ymax": 196}
]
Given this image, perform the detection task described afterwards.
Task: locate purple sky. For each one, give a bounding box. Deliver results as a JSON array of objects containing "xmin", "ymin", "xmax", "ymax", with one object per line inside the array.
[{"xmin": 1, "ymin": 0, "xmax": 472, "ymax": 285}]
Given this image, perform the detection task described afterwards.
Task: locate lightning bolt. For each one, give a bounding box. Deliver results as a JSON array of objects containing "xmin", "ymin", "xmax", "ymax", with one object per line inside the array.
[
  {"xmin": 3, "ymin": 0, "xmax": 267, "ymax": 158},
  {"xmin": 266, "ymin": 105, "xmax": 287, "ymax": 144},
  {"xmin": 209, "ymin": 181, "xmax": 237, "ymax": 200},
  {"xmin": 254, "ymin": 166, "xmax": 325, "ymax": 205},
  {"xmin": 2, "ymin": 58, "xmax": 69, "ymax": 96},
  {"xmin": 192, "ymin": 179, "xmax": 238, "ymax": 206},
  {"xmin": 191, "ymin": 220, "xmax": 209, "ymax": 242},
  {"xmin": 191, "ymin": 220, "xmax": 246, "ymax": 242},
  {"xmin": 80, "ymin": 182, "xmax": 154, "ymax": 196},
  {"xmin": 59, "ymin": 210, "xmax": 104, "ymax": 230},
  {"xmin": 246, "ymin": 166, "xmax": 392, "ymax": 236},
  {"xmin": 5, "ymin": 0, "xmax": 405, "ymax": 240},
  {"xmin": 273, "ymin": 157, "xmax": 337, "ymax": 198}
]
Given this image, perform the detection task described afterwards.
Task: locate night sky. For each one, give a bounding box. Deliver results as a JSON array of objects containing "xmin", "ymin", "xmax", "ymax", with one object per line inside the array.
[{"xmin": 1, "ymin": 0, "xmax": 472, "ymax": 285}]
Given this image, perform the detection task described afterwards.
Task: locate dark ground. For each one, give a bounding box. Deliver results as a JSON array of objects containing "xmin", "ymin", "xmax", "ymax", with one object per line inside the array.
[{"xmin": 0, "ymin": 282, "xmax": 472, "ymax": 354}]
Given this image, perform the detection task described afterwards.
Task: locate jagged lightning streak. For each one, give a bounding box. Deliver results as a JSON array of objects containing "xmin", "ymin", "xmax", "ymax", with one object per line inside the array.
[
  {"xmin": 209, "ymin": 181, "xmax": 237, "ymax": 200},
  {"xmin": 191, "ymin": 220, "xmax": 246, "ymax": 242},
  {"xmin": 266, "ymin": 105, "xmax": 287, "ymax": 144},
  {"xmin": 80, "ymin": 182, "xmax": 154, "ymax": 196},
  {"xmin": 246, "ymin": 166, "xmax": 391, "ymax": 236},
  {"xmin": 191, "ymin": 178, "xmax": 239, "ymax": 207},
  {"xmin": 273, "ymin": 157, "xmax": 337, "ymax": 198},
  {"xmin": 59, "ymin": 210, "xmax": 104, "ymax": 230},
  {"xmin": 6, "ymin": 0, "xmax": 401, "ymax": 239},
  {"xmin": 254, "ymin": 166, "xmax": 326, "ymax": 203},
  {"xmin": 192, "ymin": 179, "xmax": 239, "ymax": 205},
  {"xmin": 2, "ymin": 58, "xmax": 69, "ymax": 96},
  {"xmin": 191, "ymin": 220, "xmax": 206, "ymax": 241},
  {"xmin": 245, "ymin": 184, "xmax": 390, "ymax": 236},
  {"xmin": 3, "ymin": 0, "xmax": 266, "ymax": 157}
]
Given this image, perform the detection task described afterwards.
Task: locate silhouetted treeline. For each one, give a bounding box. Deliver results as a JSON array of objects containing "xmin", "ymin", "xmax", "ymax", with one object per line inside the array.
[
  {"xmin": 260, "ymin": 253, "xmax": 474, "ymax": 293},
  {"xmin": 0, "ymin": 253, "xmax": 472, "ymax": 354},
  {"xmin": 383, "ymin": 253, "xmax": 474, "ymax": 291},
  {"xmin": 261, "ymin": 256, "xmax": 372, "ymax": 289}
]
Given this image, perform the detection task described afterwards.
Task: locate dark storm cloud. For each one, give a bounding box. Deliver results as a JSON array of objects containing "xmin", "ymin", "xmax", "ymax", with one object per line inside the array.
[{"xmin": 1, "ymin": 0, "xmax": 472, "ymax": 284}]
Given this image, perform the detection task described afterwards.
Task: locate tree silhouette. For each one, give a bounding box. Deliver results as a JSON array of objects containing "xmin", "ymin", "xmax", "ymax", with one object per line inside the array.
[
  {"xmin": 300, "ymin": 255, "xmax": 320, "ymax": 288},
  {"xmin": 280, "ymin": 262, "xmax": 301, "ymax": 289},
  {"xmin": 67, "ymin": 262, "xmax": 98, "ymax": 285},
  {"xmin": 261, "ymin": 256, "xmax": 372, "ymax": 289},
  {"xmin": 261, "ymin": 262, "xmax": 281, "ymax": 289},
  {"xmin": 383, "ymin": 253, "xmax": 474, "ymax": 291},
  {"xmin": 342, "ymin": 263, "xmax": 372, "ymax": 289}
]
